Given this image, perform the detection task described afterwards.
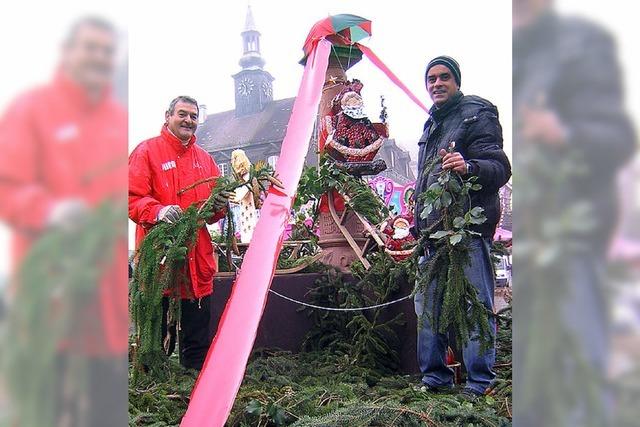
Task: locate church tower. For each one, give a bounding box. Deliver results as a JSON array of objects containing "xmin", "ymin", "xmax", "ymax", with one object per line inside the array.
[{"xmin": 233, "ymin": 5, "xmax": 274, "ymax": 116}]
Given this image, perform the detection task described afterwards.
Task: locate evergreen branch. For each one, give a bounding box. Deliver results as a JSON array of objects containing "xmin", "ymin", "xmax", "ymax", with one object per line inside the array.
[
  {"xmin": 294, "ymin": 156, "xmax": 388, "ymax": 225},
  {"xmin": 130, "ymin": 165, "xmax": 279, "ymax": 382},
  {"xmin": 413, "ymin": 154, "xmax": 494, "ymax": 352}
]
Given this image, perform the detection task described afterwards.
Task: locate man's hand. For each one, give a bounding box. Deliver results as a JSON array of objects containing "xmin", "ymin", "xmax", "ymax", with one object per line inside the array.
[
  {"xmin": 212, "ymin": 191, "xmax": 234, "ymax": 212},
  {"xmin": 439, "ymin": 148, "xmax": 469, "ymax": 174},
  {"xmin": 157, "ymin": 205, "xmax": 182, "ymax": 224},
  {"xmin": 519, "ymin": 105, "xmax": 568, "ymax": 145}
]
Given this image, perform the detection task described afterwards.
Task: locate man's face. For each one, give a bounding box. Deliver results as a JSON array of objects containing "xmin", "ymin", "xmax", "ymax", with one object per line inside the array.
[
  {"xmin": 166, "ymin": 101, "xmax": 199, "ymax": 142},
  {"xmin": 513, "ymin": 0, "xmax": 551, "ymax": 30},
  {"xmin": 62, "ymin": 24, "xmax": 115, "ymax": 92},
  {"xmin": 426, "ymin": 64, "xmax": 459, "ymax": 108}
]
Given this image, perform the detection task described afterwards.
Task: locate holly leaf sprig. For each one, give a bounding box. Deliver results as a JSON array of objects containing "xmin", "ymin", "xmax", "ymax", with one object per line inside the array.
[{"xmin": 413, "ymin": 144, "xmax": 494, "ymax": 353}]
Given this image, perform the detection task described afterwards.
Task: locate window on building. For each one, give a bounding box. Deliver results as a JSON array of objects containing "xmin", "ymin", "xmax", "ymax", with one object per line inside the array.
[
  {"xmin": 268, "ymin": 155, "xmax": 278, "ymax": 170},
  {"xmin": 219, "ymin": 163, "xmax": 229, "ymax": 177}
]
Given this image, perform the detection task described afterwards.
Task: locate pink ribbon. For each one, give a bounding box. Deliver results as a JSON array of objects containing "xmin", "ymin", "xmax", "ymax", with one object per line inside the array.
[
  {"xmin": 180, "ymin": 38, "xmax": 332, "ymax": 427},
  {"xmin": 356, "ymin": 43, "xmax": 430, "ymax": 113}
]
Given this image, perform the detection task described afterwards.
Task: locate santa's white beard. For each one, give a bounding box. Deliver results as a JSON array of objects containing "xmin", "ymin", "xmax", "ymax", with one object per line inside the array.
[{"xmin": 393, "ymin": 228, "xmax": 409, "ymax": 240}]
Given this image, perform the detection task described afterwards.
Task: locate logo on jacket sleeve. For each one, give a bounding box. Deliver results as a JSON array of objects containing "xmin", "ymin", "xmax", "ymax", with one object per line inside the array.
[
  {"xmin": 161, "ymin": 160, "xmax": 177, "ymax": 171},
  {"xmin": 55, "ymin": 123, "xmax": 79, "ymax": 143}
]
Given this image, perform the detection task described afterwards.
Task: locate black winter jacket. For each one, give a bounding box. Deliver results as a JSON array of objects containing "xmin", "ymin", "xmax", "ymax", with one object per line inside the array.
[
  {"xmin": 514, "ymin": 12, "xmax": 636, "ymax": 251},
  {"xmin": 413, "ymin": 91, "xmax": 511, "ymax": 238}
]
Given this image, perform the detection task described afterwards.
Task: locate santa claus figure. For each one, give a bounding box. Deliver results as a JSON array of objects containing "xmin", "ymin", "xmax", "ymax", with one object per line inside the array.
[
  {"xmin": 382, "ymin": 215, "xmax": 416, "ymax": 261},
  {"xmin": 324, "ymin": 79, "xmax": 388, "ymax": 163}
]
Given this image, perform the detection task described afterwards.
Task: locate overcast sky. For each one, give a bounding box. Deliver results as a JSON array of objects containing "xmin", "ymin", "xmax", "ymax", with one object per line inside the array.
[
  {"xmin": 127, "ymin": 0, "xmax": 512, "ymax": 162},
  {"xmin": 0, "ymin": 0, "xmax": 511, "ymax": 272},
  {"xmin": 1, "ymin": 0, "xmax": 638, "ymax": 270}
]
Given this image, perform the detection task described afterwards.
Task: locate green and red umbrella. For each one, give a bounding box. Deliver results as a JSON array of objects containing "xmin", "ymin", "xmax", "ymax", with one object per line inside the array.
[{"xmin": 303, "ymin": 14, "xmax": 372, "ymax": 57}]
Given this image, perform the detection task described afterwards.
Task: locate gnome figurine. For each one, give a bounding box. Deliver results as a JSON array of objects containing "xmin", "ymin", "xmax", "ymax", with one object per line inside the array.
[{"xmin": 230, "ymin": 149, "xmax": 258, "ymax": 243}]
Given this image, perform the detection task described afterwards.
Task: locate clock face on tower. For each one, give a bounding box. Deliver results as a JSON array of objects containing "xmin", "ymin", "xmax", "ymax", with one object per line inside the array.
[
  {"xmin": 261, "ymin": 81, "xmax": 272, "ymax": 98},
  {"xmin": 237, "ymin": 77, "xmax": 254, "ymax": 96}
]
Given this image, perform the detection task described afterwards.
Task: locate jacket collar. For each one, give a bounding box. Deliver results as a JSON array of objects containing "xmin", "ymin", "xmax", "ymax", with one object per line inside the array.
[
  {"xmin": 53, "ymin": 68, "xmax": 111, "ymax": 111},
  {"xmin": 513, "ymin": 11, "xmax": 557, "ymax": 56},
  {"xmin": 161, "ymin": 124, "xmax": 197, "ymax": 153},
  {"xmin": 429, "ymin": 90, "xmax": 463, "ymax": 123}
]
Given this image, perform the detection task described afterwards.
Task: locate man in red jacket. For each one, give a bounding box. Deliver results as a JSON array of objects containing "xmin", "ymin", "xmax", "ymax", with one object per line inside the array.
[
  {"xmin": 129, "ymin": 95, "xmax": 230, "ymax": 370},
  {"xmin": 0, "ymin": 16, "xmax": 128, "ymax": 427}
]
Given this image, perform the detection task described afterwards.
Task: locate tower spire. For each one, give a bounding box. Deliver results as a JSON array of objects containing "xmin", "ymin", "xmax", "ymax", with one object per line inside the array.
[
  {"xmin": 233, "ymin": 3, "xmax": 274, "ymax": 116},
  {"xmin": 239, "ymin": 4, "xmax": 265, "ymax": 69},
  {"xmin": 244, "ymin": 4, "xmax": 258, "ymax": 32}
]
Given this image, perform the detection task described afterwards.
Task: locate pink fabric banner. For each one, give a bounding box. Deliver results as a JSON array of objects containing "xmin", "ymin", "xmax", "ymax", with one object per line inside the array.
[
  {"xmin": 356, "ymin": 43, "xmax": 430, "ymax": 114},
  {"xmin": 180, "ymin": 39, "xmax": 332, "ymax": 427}
]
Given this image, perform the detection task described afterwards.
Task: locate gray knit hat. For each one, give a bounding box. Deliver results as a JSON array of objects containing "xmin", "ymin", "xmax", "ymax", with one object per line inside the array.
[{"xmin": 425, "ymin": 55, "xmax": 461, "ymax": 87}]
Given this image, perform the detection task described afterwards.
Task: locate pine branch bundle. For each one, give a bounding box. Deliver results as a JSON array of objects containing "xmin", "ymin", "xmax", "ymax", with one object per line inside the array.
[
  {"xmin": 412, "ymin": 153, "xmax": 494, "ymax": 352},
  {"xmin": 130, "ymin": 163, "xmax": 281, "ymax": 381}
]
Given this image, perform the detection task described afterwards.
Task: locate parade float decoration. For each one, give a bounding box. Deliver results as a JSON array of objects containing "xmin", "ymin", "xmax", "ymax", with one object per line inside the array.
[
  {"xmin": 324, "ymin": 79, "xmax": 388, "ymax": 167},
  {"xmin": 217, "ymin": 149, "xmax": 323, "ymax": 276},
  {"xmin": 313, "ymin": 79, "xmax": 391, "ymax": 270},
  {"xmin": 179, "ymin": 13, "xmax": 436, "ymax": 427},
  {"xmin": 369, "ymin": 176, "xmax": 416, "ymax": 216}
]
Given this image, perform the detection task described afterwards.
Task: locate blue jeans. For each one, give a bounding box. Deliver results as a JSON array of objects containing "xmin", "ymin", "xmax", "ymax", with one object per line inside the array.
[{"xmin": 414, "ymin": 237, "xmax": 496, "ymax": 394}]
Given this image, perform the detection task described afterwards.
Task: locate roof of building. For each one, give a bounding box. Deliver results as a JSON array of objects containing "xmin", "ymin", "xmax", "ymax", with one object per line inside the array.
[{"xmin": 196, "ymin": 97, "xmax": 295, "ymax": 153}]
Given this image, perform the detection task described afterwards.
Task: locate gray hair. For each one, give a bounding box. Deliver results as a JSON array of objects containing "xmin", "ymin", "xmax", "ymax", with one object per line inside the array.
[
  {"xmin": 167, "ymin": 96, "xmax": 199, "ymax": 115},
  {"xmin": 64, "ymin": 15, "xmax": 116, "ymax": 47}
]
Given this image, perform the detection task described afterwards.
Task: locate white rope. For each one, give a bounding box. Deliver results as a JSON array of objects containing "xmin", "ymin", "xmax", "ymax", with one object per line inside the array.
[{"xmin": 268, "ymin": 289, "xmax": 412, "ymax": 312}]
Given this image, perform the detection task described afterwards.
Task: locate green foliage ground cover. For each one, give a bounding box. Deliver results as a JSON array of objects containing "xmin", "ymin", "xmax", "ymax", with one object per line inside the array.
[{"xmin": 129, "ymin": 306, "xmax": 512, "ymax": 426}]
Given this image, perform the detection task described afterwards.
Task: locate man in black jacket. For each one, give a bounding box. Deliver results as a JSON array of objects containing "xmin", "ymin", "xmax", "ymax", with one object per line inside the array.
[
  {"xmin": 514, "ymin": 1, "xmax": 636, "ymax": 425},
  {"xmin": 413, "ymin": 56, "xmax": 511, "ymax": 397}
]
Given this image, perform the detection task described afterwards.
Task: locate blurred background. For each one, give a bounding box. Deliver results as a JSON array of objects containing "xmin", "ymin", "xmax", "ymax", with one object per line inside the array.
[
  {"xmin": 3, "ymin": 0, "xmax": 639, "ymax": 425},
  {"xmin": 514, "ymin": 0, "xmax": 640, "ymax": 425},
  {"xmin": 0, "ymin": 3, "xmax": 128, "ymax": 426}
]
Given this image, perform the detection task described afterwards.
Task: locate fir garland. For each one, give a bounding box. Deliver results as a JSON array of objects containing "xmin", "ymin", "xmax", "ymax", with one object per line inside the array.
[
  {"xmin": 294, "ymin": 156, "xmax": 388, "ymax": 225},
  {"xmin": 412, "ymin": 152, "xmax": 494, "ymax": 353},
  {"xmin": 130, "ymin": 162, "xmax": 281, "ymax": 381}
]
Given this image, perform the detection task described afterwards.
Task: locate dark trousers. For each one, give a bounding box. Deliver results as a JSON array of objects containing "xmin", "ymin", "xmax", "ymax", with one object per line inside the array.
[
  {"xmin": 161, "ymin": 295, "xmax": 213, "ymax": 370},
  {"xmin": 414, "ymin": 237, "xmax": 496, "ymax": 393},
  {"xmin": 55, "ymin": 355, "xmax": 128, "ymax": 427}
]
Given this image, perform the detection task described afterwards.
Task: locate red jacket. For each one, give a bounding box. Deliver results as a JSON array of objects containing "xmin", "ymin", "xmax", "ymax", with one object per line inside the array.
[
  {"xmin": 0, "ymin": 72, "xmax": 129, "ymax": 355},
  {"xmin": 129, "ymin": 125, "xmax": 224, "ymax": 299}
]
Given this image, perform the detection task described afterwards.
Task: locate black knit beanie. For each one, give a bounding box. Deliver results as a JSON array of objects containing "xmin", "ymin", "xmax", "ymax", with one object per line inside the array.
[{"xmin": 425, "ymin": 55, "xmax": 461, "ymax": 87}]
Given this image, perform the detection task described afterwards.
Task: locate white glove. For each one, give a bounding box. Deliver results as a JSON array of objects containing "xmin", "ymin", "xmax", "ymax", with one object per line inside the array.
[
  {"xmin": 157, "ymin": 205, "xmax": 182, "ymax": 224},
  {"xmin": 47, "ymin": 199, "xmax": 88, "ymax": 230}
]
